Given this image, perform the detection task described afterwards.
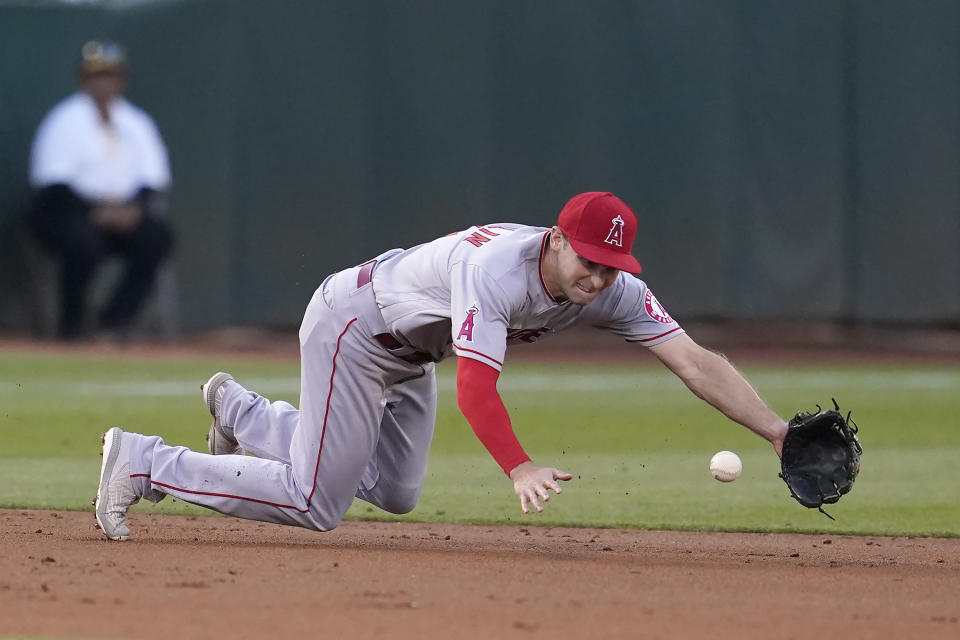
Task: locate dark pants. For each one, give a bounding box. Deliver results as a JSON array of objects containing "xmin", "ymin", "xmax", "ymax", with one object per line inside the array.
[{"xmin": 30, "ymin": 185, "xmax": 173, "ymax": 340}]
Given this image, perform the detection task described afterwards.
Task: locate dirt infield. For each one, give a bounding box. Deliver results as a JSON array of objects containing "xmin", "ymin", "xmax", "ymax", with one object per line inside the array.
[{"xmin": 1, "ymin": 510, "xmax": 957, "ymax": 640}]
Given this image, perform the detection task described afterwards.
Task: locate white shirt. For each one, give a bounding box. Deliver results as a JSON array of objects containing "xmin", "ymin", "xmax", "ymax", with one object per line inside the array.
[
  {"xmin": 370, "ymin": 224, "xmax": 684, "ymax": 370},
  {"xmin": 29, "ymin": 92, "xmax": 170, "ymax": 202}
]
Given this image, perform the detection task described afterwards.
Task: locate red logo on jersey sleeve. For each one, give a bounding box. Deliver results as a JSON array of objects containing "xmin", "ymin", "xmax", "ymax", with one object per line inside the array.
[
  {"xmin": 457, "ymin": 305, "xmax": 479, "ymax": 341},
  {"xmin": 644, "ymin": 290, "xmax": 674, "ymax": 324}
]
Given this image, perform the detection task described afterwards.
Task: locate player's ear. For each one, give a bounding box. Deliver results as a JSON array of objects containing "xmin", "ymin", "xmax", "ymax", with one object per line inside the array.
[{"xmin": 549, "ymin": 227, "xmax": 566, "ymax": 250}]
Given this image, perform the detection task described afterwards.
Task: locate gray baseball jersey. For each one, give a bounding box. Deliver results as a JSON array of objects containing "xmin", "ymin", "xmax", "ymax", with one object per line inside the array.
[
  {"xmin": 125, "ymin": 224, "xmax": 683, "ymax": 531},
  {"xmin": 373, "ymin": 223, "xmax": 682, "ymax": 366}
]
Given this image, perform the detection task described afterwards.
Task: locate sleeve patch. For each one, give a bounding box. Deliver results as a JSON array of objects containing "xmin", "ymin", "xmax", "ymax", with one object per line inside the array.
[
  {"xmin": 457, "ymin": 305, "xmax": 479, "ymax": 341},
  {"xmin": 644, "ymin": 290, "xmax": 674, "ymax": 324}
]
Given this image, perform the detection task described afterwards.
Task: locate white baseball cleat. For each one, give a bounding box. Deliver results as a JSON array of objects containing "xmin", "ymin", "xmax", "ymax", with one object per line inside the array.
[
  {"xmin": 202, "ymin": 371, "xmax": 243, "ymax": 455},
  {"xmin": 94, "ymin": 427, "xmax": 140, "ymax": 541}
]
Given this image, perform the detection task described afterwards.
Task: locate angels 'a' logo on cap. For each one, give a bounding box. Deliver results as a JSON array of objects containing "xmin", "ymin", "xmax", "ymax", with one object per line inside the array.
[
  {"xmin": 604, "ymin": 215, "xmax": 624, "ymax": 247},
  {"xmin": 457, "ymin": 305, "xmax": 479, "ymax": 341}
]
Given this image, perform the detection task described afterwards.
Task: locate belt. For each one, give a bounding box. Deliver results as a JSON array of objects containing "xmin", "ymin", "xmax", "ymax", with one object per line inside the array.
[
  {"xmin": 357, "ymin": 259, "xmax": 376, "ymax": 288},
  {"xmin": 356, "ymin": 259, "xmax": 434, "ymax": 366}
]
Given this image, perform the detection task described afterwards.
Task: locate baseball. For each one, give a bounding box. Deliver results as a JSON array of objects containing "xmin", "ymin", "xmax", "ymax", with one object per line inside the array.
[{"xmin": 709, "ymin": 450, "xmax": 742, "ymax": 482}]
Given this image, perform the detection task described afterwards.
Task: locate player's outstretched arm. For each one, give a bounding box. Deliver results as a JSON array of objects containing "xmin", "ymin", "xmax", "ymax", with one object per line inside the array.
[
  {"xmin": 509, "ymin": 462, "xmax": 573, "ymax": 514},
  {"xmin": 649, "ymin": 334, "xmax": 788, "ymax": 456}
]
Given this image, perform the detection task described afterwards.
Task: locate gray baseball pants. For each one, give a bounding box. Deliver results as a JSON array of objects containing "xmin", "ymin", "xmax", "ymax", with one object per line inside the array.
[{"xmin": 128, "ymin": 264, "xmax": 438, "ymax": 530}]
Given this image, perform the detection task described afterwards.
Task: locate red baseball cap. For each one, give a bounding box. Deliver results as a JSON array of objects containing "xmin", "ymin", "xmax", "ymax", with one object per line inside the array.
[{"xmin": 557, "ymin": 192, "xmax": 641, "ymax": 273}]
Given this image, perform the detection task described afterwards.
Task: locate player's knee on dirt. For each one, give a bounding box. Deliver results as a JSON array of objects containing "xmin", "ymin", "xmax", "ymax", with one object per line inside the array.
[
  {"xmin": 384, "ymin": 494, "xmax": 419, "ymax": 515},
  {"xmin": 299, "ymin": 507, "xmax": 344, "ymax": 532},
  {"xmin": 365, "ymin": 484, "xmax": 421, "ymax": 515}
]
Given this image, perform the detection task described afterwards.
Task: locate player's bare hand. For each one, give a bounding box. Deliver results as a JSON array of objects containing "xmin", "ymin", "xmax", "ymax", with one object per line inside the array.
[{"xmin": 509, "ymin": 462, "xmax": 573, "ymax": 514}]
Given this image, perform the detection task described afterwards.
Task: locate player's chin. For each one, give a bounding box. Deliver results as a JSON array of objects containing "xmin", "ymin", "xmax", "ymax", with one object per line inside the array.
[{"xmin": 570, "ymin": 284, "xmax": 599, "ymax": 306}]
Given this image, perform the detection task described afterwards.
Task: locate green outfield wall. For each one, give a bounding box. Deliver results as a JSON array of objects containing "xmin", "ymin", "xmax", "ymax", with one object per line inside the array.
[{"xmin": 1, "ymin": 0, "xmax": 958, "ymax": 333}]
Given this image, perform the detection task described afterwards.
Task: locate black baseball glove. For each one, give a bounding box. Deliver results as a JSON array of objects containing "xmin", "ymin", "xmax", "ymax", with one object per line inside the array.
[{"xmin": 779, "ymin": 399, "xmax": 861, "ymax": 519}]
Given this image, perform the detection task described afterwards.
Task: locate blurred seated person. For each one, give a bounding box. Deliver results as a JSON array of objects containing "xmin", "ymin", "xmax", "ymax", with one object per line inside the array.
[{"xmin": 28, "ymin": 41, "xmax": 173, "ymax": 341}]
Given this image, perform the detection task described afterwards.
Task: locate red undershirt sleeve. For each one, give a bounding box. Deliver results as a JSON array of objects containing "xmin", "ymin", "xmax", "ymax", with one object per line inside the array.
[{"xmin": 456, "ymin": 356, "xmax": 531, "ymax": 475}]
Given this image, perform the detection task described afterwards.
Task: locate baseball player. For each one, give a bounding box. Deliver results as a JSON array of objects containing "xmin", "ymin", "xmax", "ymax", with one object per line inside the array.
[{"xmin": 95, "ymin": 192, "xmax": 789, "ymax": 540}]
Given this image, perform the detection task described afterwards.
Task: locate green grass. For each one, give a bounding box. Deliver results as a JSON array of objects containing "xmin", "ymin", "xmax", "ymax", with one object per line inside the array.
[{"xmin": 1, "ymin": 349, "xmax": 958, "ymax": 536}]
